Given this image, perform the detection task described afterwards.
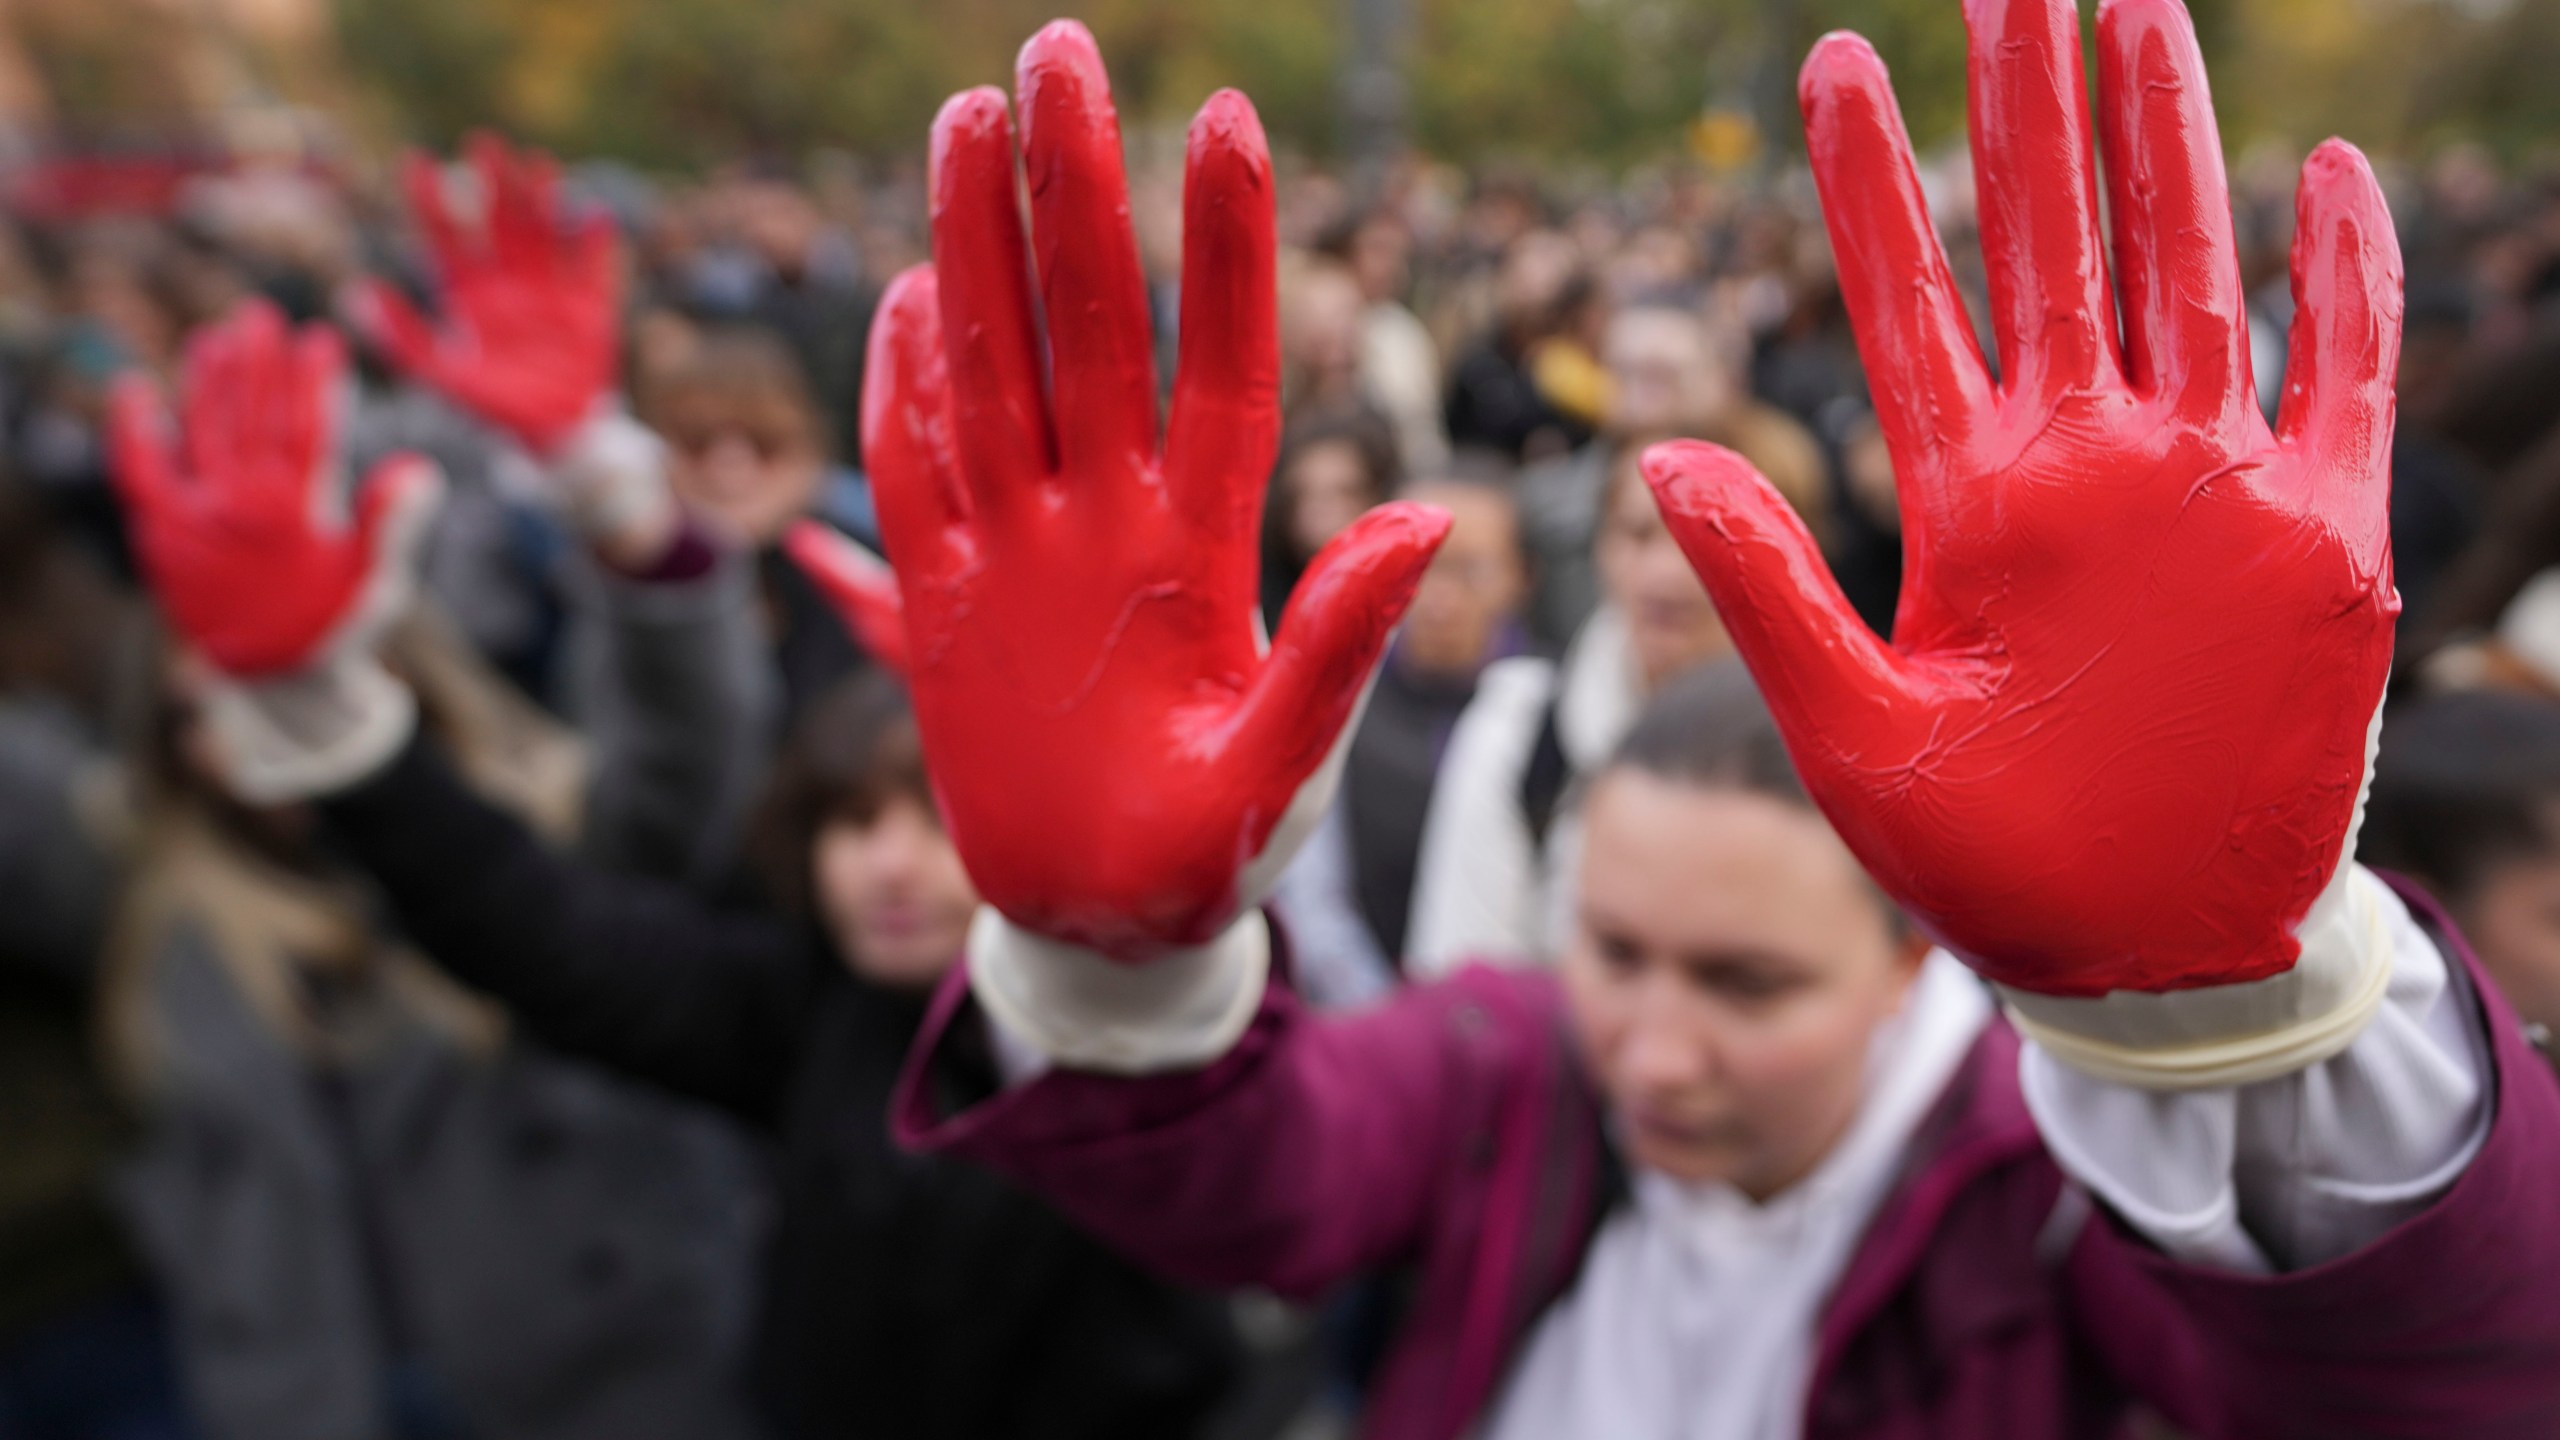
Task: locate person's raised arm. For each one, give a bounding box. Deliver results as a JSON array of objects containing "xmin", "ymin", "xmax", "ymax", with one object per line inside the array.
[
  {"xmin": 109, "ymin": 303, "xmax": 812, "ymax": 1120},
  {"xmin": 352, "ymin": 135, "xmax": 686, "ymax": 572},
  {"xmin": 358, "ymin": 137, "xmax": 781, "ymax": 883},
  {"xmin": 1643, "ymin": 0, "xmax": 2558, "ymax": 1428},
  {"xmin": 791, "ymin": 24, "xmax": 1489, "ymax": 1294}
]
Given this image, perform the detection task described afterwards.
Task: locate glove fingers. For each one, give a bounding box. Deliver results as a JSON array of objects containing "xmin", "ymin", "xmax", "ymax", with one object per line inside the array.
[
  {"xmin": 861, "ymin": 265, "xmax": 974, "ymax": 571},
  {"xmin": 227, "ymin": 302, "xmax": 303, "ymax": 518},
  {"xmin": 930, "ymin": 87, "xmax": 1053, "ymax": 507},
  {"xmin": 1799, "ymin": 34, "xmax": 1991, "ymax": 486},
  {"xmin": 176, "ymin": 308, "xmax": 245, "ymax": 500},
  {"xmin": 512, "ymin": 151, "xmax": 566, "ymax": 266},
  {"xmin": 1642, "ymin": 439, "xmax": 1920, "ymax": 745},
  {"xmin": 1963, "ymin": 0, "xmax": 2117, "ymax": 400},
  {"xmin": 469, "ymin": 132, "xmax": 539, "ymax": 268},
  {"xmin": 402, "ymin": 150, "xmax": 471, "ymax": 276},
  {"xmin": 783, "ymin": 521, "xmax": 912, "ymax": 677},
  {"xmin": 2094, "ymin": 0, "xmax": 2253, "ymax": 430},
  {"xmin": 1163, "ymin": 89, "xmax": 1281, "ymax": 547},
  {"xmin": 1232, "ymin": 500, "xmax": 1451, "ymax": 789},
  {"xmin": 2274, "ymin": 139, "xmax": 2403, "ymax": 490},
  {"xmin": 1016, "ymin": 21, "xmax": 1159, "ymax": 485}
]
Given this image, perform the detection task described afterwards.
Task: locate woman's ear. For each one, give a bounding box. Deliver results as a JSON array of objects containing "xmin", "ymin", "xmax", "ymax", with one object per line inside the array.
[{"xmin": 1891, "ymin": 915, "xmax": 1932, "ymax": 977}]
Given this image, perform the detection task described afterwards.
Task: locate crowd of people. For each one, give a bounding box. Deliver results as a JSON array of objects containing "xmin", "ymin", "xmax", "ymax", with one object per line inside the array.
[{"xmin": 4, "ymin": 4, "xmax": 2560, "ymax": 1438}]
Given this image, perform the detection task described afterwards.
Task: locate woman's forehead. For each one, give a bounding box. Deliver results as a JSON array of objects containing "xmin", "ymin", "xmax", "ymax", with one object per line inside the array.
[{"xmin": 1581, "ymin": 773, "xmax": 1877, "ymax": 939}]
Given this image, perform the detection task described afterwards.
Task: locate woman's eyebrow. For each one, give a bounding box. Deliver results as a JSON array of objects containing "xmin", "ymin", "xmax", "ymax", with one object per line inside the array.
[{"xmin": 1678, "ymin": 948, "xmax": 1808, "ymax": 981}]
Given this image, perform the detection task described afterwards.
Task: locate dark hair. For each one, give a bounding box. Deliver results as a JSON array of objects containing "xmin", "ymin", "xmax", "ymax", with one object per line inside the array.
[
  {"xmin": 1607, "ymin": 661, "xmax": 1912, "ymax": 929},
  {"xmin": 1272, "ymin": 402, "xmax": 1402, "ymax": 525},
  {"xmin": 752, "ymin": 669, "xmax": 932, "ymax": 915},
  {"xmin": 2412, "ymin": 429, "xmax": 2560, "ymax": 660},
  {"xmin": 639, "ymin": 324, "xmax": 820, "ymax": 433},
  {"xmin": 1608, "ymin": 659, "xmax": 1808, "ymax": 804},
  {"xmin": 2361, "ymin": 689, "xmax": 2560, "ymax": 905}
]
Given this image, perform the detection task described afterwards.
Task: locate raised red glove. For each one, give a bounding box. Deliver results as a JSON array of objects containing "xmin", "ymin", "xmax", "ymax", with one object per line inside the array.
[
  {"xmin": 1643, "ymin": 0, "xmax": 2400, "ymax": 1001},
  {"xmin": 354, "ymin": 133, "xmax": 618, "ymax": 454},
  {"xmin": 866, "ymin": 22, "xmax": 1447, "ymax": 960},
  {"xmin": 785, "ymin": 522, "xmax": 911, "ymax": 677},
  {"xmin": 109, "ymin": 300, "xmax": 440, "ymax": 679}
]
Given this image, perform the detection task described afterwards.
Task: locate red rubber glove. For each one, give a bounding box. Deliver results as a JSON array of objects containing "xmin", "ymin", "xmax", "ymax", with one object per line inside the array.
[
  {"xmin": 1643, "ymin": 0, "xmax": 2400, "ymax": 1004},
  {"xmin": 784, "ymin": 522, "xmax": 911, "ymax": 677},
  {"xmin": 864, "ymin": 22, "xmax": 1448, "ymax": 960},
  {"xmin": 354, "ymin": 133, "xmax": 618, "ymax": 454},
  {"xmin": 109, "ymin": 300, "xmax": 441, "ymax": 679}
]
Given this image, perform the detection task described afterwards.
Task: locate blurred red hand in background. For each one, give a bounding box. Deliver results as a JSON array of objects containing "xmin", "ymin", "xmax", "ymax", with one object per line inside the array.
[
  {"xmin": 356, "ymin": 133, "xmax": 618, "ymax": 454},
  {"xmin": 109, "ymin": 300, "xmax": 439, "ymax": 678}
]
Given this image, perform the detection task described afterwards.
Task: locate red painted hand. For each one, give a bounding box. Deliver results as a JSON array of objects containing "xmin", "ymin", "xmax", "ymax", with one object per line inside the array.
[
  {"xmin": 1644, "ymin": 0, "xmax": 2401, "ymax": 998},
  {"xmin": 355, "ymin": 134, "xmax": 618, "ymax": 453},
  {"xmin": 866, "ymin": 22, "xmax": 1448, "ymax": 959},
  {"xmin": 110, "ymin": 301, "xmax": 440, "ymax": 678}
]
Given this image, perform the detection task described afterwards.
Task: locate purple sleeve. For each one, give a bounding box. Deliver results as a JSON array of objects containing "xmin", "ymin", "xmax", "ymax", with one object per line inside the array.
[
  {"xmin": 892, "ymin": 948, "xmax": 1561, "ymax": 1298},
  {"xmin": 598, "ymin": 515, "xmax": 721, "ymax": 583},
  {"xmin": 2067, "ymin": 931, "xmax": 2560, "ymax": 1438}
]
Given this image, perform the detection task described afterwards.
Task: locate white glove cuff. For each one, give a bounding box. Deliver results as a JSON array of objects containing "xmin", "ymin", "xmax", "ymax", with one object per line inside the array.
[
  {"xmin": 548, "ymin": 408, "xmax": 676, "ymax": 543},
  {"xmin": 967, "ymin": 907, "xmax": 1269, "ymax": 1076},
  {"xmin": 1999, "ymin": 863, "xmax": 2396, "ymax": 1091},
  {"xmin": 200, "ymin": 655, "xmax": 417, "ymax": 805}
]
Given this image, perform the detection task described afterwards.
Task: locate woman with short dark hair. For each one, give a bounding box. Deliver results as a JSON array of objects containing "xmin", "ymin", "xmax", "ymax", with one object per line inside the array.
[{"xmin": 307, "ymin": 666, "xmax": 1244, "ymax": 1438}]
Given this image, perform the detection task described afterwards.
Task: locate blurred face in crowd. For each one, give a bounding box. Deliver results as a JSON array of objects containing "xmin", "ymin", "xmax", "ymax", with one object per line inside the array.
[
  {"xmin": 1496, "ymin": 230, "xmax": 1578, "ymax": 335},
  {"xmin": 658, "ymin": 375, "xmax": 826, "ymax": 546},
  {"xmin": 1562, "ymin": 769, "xmax": 1923, "ymax": 1199},
  {"xmin": 1567, "ymin": 206, "xmax": 1624, "ymax": 267},
  {"xmin": 1399, "ymin": 481, "xmax": 1526, "ymax": 677},
  {"xmin": 1282, "ymin": 261, "xmax": 1367, "ymax": 403},
  {"xmin": 1613, "ymin": 226, "xmax": 1701, "ymax": 296},
  {"xmin": 1596, "ymin": 452, "xmax": 1728, "ymax": 689},
  {"xmin": 1348, "ymin": 214, "xmax": 1412, "ymax": 305},
  {"xmin": 2458, "ymin": 832, "xmax": 2560, "ymax": 1034},
  {"xmin": 814, "ymin": 794, "xmax": 980, "ymax": 991},
  {"xmin": 737, "ymin": 179, "xmax": 821, "ymax": 278},
  {"xmin": 1280, "ymin": 437, "xmax": 1381, "ymax": 563},
  {"xmin": 1604, "ymin": 306, "xmax": 1736, "ymax": 439}
]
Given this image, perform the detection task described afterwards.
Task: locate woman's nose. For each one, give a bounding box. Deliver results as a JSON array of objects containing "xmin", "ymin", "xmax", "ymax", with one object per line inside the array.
[{"xmin": 1619, "ymin": 995, "xmax": 1719, "ymax": 1093}]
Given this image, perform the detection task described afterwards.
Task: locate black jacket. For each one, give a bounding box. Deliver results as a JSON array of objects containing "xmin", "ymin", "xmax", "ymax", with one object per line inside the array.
[{"xmin": 323, "ymin": 736, "xmax": 1241, "ymax": 1439}]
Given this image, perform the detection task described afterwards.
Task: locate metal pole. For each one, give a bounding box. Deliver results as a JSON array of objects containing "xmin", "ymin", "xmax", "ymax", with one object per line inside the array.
[{"xmin": 1342, "ymin": 0, "xmax": 1410, "ymax": 201}]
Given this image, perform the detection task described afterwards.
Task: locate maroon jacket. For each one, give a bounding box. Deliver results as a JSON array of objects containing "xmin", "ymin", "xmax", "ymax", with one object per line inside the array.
[{"xmin": 894, "ymin": 882, "xmax": 2560, "ymax": 1438}]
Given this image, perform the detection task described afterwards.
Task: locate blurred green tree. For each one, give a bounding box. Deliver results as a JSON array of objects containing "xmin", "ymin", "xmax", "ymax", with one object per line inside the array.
[{"xmin": 315, "ymin": 0, "xmax": 2560, "ymax": 173}]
